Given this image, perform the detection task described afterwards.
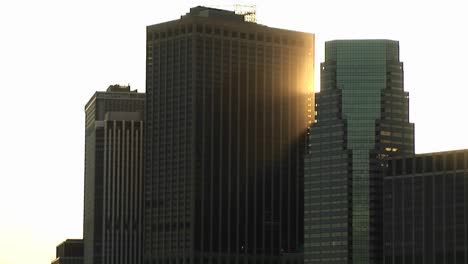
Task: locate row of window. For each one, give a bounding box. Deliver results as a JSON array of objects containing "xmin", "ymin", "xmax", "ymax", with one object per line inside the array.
[
  {"xmin": 146, "ymin": 257, "xmax": 302, "ymax": 264},
  {"xmin": 148, "ymin": 24, "xmax": 307, "ymax": 47},
  {"xmin": 389, "ymin": 153, "xmax": 467, "ymax": 175}
]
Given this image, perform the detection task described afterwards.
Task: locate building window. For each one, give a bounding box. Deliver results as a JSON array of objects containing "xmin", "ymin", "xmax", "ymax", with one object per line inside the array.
[
  {"xmin": 257, "ymin": 33, "xmax": 264, "ymax": 41},
  {"xmin": 446, "ymin": 154, "xmax": 454, "ymax": 170},
  {"xmin": 425, "ymin": 156, "xmax": 433, "ymax": 172},
  {"xmin": 415, "ymin": 157, "xmax": 423, "ymax": 173}
]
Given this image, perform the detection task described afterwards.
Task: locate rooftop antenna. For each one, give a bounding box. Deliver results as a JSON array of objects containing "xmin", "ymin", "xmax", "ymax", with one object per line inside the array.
[
  {"xmin": 234, "ymin": 4, "xmax": 257, "ymax": 23},
  {"xmin": 204, "ymin": 3, "xmax": 257, "ymax": 23}
]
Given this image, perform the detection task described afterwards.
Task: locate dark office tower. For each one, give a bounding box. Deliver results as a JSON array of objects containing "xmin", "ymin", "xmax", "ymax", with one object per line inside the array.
[
  {"xmin": 52, "ymin": 239, "xmax": 84, "ymax": 264},
  {"xmin": 384, "ymin": 150, "xmax": 468, "ymax": 264},
  {"xmin": 84, "ymin": 85, "xmax": 145, "ymax": 264},
  {"xmin": 145, "ymin": 6, "xmax": 314, "ymax": 264},
  {"xmin": 304, "ymin": 40, "xmax": 414, "ymax": 264}
]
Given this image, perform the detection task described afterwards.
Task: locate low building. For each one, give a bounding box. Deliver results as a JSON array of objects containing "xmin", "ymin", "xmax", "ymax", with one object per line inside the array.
[
  {"xmin": 51, "ymin": 239, "xmax": 83, "ymax": 264},
  {"xmin": 384, "ymin": 149, "xmax": 468, "ymax": 264}
]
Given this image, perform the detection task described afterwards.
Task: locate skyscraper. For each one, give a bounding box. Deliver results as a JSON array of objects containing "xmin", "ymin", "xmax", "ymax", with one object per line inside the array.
[
  {"xmin": 304, "ymin": 40, "xmax": 414, "ymax": 264},
  {"xmin": 384, "ymin": 149, "xmax": 468, "ymax": 264},
  {"xmin": 84, "ymin": 85, "xmax": 145, "ymax": 264},
  {"xmin": 145, "ymin": 6, "xmax": 314, "ymax": 264}
]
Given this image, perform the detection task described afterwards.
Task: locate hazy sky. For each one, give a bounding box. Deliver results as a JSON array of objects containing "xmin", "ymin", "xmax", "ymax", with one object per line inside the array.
[{"xmin": 1, "ymin": 0, "xmax": 467, "ymax": 263}]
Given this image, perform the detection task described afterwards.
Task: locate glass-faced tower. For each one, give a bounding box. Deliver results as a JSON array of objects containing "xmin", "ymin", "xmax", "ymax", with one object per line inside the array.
[{"xmin": 304, "ymin": 40, "xmax": 414, "ymax": 264}]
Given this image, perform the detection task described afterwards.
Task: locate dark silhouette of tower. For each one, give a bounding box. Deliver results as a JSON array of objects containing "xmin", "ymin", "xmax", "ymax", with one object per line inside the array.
[
  {"xmin": 304, "ymin": 40, "xmax": 414, "ymax": 264},
  {"xmin": 83, "ymin": 85, "xmax": 145, "ymax": 264},
  {"xmin": 144, "ymin": 6, "xmax": 314, "ymax": 264}
]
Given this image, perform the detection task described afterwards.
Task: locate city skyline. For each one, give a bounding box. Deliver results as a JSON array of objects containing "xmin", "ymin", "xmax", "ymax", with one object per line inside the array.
[{"xmin": 1, "ymin": 1, "xmax": 468, "ymax": 264}]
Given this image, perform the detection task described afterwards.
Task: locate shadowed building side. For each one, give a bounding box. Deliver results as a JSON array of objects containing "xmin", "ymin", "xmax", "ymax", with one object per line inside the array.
[{"xmin": 384, "ymin": 150, "xmax": 468, "ymax": 264}]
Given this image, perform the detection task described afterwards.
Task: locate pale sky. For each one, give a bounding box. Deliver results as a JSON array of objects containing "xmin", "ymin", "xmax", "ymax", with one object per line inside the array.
[{"xmin": 0, "ymin": 1, "xmax": 467, "ymax": 263}]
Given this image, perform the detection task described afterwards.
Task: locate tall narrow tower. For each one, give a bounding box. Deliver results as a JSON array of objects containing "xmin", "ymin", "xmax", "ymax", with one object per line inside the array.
[
  {"xmin": 304, "ymin": 40, "xmax": 414, "ymax": 264},
  {"xmin": 83, "ymin": 85, "xmax": 145, "ymax": 264},
  {"xmin": 145, "ymin": 6, "xmax": 314, "ymax": 264}
]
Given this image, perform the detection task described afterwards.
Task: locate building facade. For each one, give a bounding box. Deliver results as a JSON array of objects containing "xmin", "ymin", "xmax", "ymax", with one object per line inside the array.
[
  {"xmin": 84, "ymin": 85, "xmax": 145, "ymax": 264},
  {"xmin": 384, "ymin": 149, "xmax": 468, "ymax": 264},
  {"xmin": 304, "ymin": 40, "xmax": 414, "ymax": 264},
  {"xmin": 145, "ymin": 6, "xmax": 314, "ymax": 264},
  {"xmin": 51, "ymin": 239, "xmax": 84, "ymax": 264}
]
